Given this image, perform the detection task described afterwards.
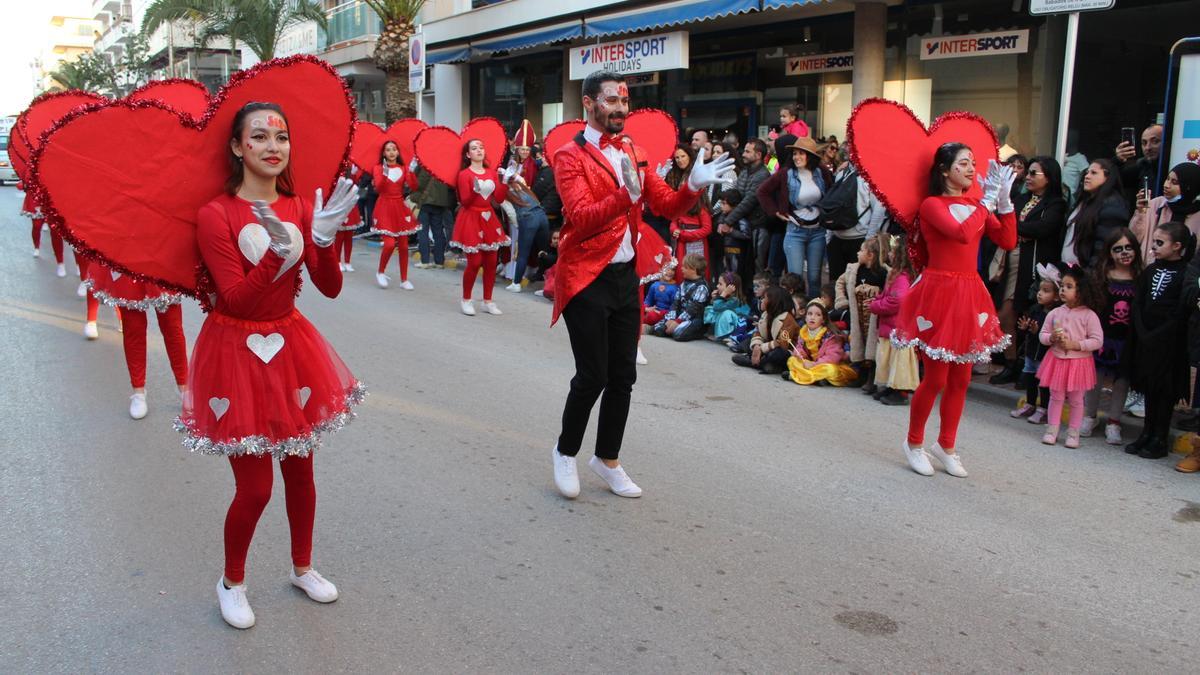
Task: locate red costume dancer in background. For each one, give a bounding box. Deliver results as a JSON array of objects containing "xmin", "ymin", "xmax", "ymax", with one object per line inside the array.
[
  {"xmin": 174, "ymin": 103, "xmax": 362, "ymax": 629},
  {"xmin": 549, "ymin": 71, "xmax": 734, "ymax": 499},
  {"xmin": 371, "ymin": 141, "xmax": 420, "ymax": 290},
  {"xmin": 336, "ymin": 166, "xmax": 361, "ymax": 272},
  {"xmin": 451, "ymin": 139, "xmax": 517, "ymax": 316},
  {"xmin": 891, "ymin": 143, "xmax": 1016, "ymax": 478},
  {"xmin": 85, "ymin": 261, "xmax": 189, "ymax": 418},
  {"xmin": 22, "ymin": 183, "xmax": 66, "ymax": 274}
]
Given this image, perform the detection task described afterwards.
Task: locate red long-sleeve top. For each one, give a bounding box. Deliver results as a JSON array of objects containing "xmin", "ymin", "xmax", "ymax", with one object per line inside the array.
[
  {"xmin": 456, "ymin": 166, "xmax": 508, "ymax": 209},
  {"xmin": 918, "ymin": 196, "xmax": 1017, "ymax": 274},
  {"xmin": 371, "ymin": 162, "xmax": 418, "ymax": 200},
  {"xmin": 197, "ymin": 193, "xmax": 342, "ymax": 320}
]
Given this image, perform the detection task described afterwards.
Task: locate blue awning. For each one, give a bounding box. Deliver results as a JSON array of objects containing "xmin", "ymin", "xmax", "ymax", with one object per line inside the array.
[
  {"xmin": 761, "ymin": 0, "xmax": 825, "ymax": 8},
  {"xmin": 583, "ymin": 0, "xmax": 760, "ymax": 39},
  {"xmin": 471, "ymin": 20, "xmax": 584, "ymax": 56},
  {"xmin": 427, "ymin": 46, "xmax": 471, "ymax": 64}
]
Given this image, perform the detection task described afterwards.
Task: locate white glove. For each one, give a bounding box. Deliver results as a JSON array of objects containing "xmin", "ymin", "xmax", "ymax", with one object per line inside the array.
[
  {"xmin": 687, "ymin": 147, "xmax": 737, "ymax": 192},
  {"xmin": 655, "ymin": 162, "xmax": 669, "ymax": 178},
  {"xmin": 499, "ymin": 161, "xmax": 519, "ymax": 184},
  {"xmin": 979, "ymin": 160, "xmax": 1003, "ymax": 211},
  {"xmin": 993, "ymin": 164, "xmax": 1016, "ymax": 214},
  {"xmin": 620, "ymin": 154, "xmax": 642, "ymax": 203},
  {"xmin": 250, "ymin": 200, "xmax": 293, "ymax": 257},
  {"xmin": 311, "ymin": 176, "xmax": 359, "ymax": 247},
  {"xmin": 408, "ymin": 157, "xmax": 419, "ymax": 172}
]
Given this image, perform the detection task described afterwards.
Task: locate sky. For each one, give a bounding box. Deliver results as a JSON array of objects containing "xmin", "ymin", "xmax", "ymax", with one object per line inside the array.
[{"xmin": 0, "ymin": 0, "xmax": 91, "ymax": 117}]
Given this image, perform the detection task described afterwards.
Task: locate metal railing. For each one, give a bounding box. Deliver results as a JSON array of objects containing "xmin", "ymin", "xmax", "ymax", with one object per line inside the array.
[{"xmin": 325, "ymin": 1, "xmax": 382, "ymax": 46}]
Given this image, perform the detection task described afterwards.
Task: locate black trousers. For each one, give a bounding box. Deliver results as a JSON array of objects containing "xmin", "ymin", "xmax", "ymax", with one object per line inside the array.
[
  {"xmin": 827, "ymin": 235, "xmax": 865, "ymax": 284},
  {"xmin": 558, "ymin": 262, "xmax": 640, "ymax": 460}
]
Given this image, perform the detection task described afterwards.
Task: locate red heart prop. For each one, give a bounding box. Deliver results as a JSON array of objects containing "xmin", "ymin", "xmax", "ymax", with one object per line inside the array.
[
  {"xmin": 21, "ymin": 91, "xmax": 108, "ymax": 152},
  {"xmin": 847, "ymin": 98, "xmax": 997, "ymax": 228},
  {"xmin": 126, "ymin": 79, "xmax": 210, "ymax": 122},
  {"xmin": 350, "ymin": 119, "xmax": 427, "ymax": 172},
  {"xmin": 543, "ymin": 109, "xmax": 680, "ymax": 170},
  {"xmin": 29, "ymin": 56, "xmax": 355, "ymax": 296},
  {"xmin": 413, "ymin": 117, "xmax": 507, "ymax": 186}
]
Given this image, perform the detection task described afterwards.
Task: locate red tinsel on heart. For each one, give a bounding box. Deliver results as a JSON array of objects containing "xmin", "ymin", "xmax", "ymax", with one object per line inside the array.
[
  {"xmin": 413, "ymin": 116, "xmax": 508, "ymax": 186},
  {"xmin": 542, "ymin": 108, "xmax": 681, "ymax": 170},
  {"xmin": 126, "ymin": 78, "xmax": 211, "ymax": 122}
]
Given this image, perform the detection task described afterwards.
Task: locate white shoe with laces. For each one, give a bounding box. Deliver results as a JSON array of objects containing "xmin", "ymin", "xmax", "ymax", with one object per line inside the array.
[
  {"xmin": 460, "ymin": 299, "xmax": 476, "ymax": 316},
  {"xmin": 1079, "ymin": 416, "xmax": 1097, "ymax": 437},
  {"xmin": 289, "ymin": 569, "xmax": 338, "ymax": 603},
  {"xmin": 902, "ymin": 441, "xmax": 935, "ymax": 476},
  {"xmin": 376, "ymin": 272, "xmax": 389, "ymax": 288},
  {"xmin": 505, "ymin": 282, "xmax": 522, "ymax": 293},
  {"xmin": 76, "ymin": 281, "xmax": 88, "ymax": 298},
  {"xmin": 216, "ymin": 577, "xmax": 255, "ymax": 629},
  {"xmin": 1105, "ymin": 422, "xmax": 1123, "ymax": 445},
  {"xmin": 481, "ymin": 301, "xmax": 502, "ymax": 315},
  {"xmin": 588, "ymin": 456, "xmax": 642, "ymax": 497},
  {"xmin": 1125, "ymin": 392, "xmax": 1145, "ymax": 418},
  {"xmin": 552, "ymin": 445, "xmax": 580, "ymax": 498},
  {"xmin": 636, "ymin": 346, "xmax": 648, "ymax": 365},
  {"xmin": 56, "ymin": 263, "xmax": 67, "ymax": 278},
  {"xmin": 930, "ymin": 443, "xmax": 968, "ymax": 477},
  {"xmin": 129, "ymin": 393, "xmax": 147, "ymax": 420},
  {"xmin": 399, "ymin": 280, "xmax": 414, "ymax": 291},
  {"xmin": 83, "ymin": 321, "xmax": 99, "ymax": 340}
]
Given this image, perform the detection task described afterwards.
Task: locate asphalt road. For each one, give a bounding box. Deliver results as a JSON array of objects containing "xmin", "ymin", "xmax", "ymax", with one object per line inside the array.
[{"xmin": 1, "ymin": 184, "xmax": 1197, "ymax": 673}]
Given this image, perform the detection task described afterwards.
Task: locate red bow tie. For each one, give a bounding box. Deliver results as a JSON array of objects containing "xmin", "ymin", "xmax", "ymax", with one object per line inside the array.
[{"xmin": 599, "ymin": 134, "xmax": 622, "ymax": 150}]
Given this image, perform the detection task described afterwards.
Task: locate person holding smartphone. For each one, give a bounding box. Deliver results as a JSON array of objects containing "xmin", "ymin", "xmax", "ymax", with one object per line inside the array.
[
  {"xmin": 1114, "ymin": 124, "xmax": 1163, "ymax": 209},
  {"xmin": 1131, "ymin": 162, "xmax": 1200, "ymax": 263}
]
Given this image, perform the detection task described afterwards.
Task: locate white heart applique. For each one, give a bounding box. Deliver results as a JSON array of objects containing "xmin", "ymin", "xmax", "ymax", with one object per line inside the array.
[
  {"xmin": 476, "ymin": 179, "xmax": 496, "ymax": 199},
  {"xmin": 654, "ymin": 253, "xmax": 664, "ymax": 264},
  {"xmin": 246, "ymin": 332, "xmax": 285, "ymax": 364},
  {"xmin": 496, "ymin": 228, "xmax": 504, "ymax": 237},
  {"xmin": 110, "ymin": 269, "xmax": 122, "ymax": 282},
  {"xmin": 978, "ymin": 312, "xmax": 989, "ymax": 327},
  {"xmin": 481, "ymin": 211, "xmax": 492, "ymax": 221},
  {"xmin": 386, "ymin": 167, "xmax": 402, "ymax": 182},
  {"xmin": 296, "ymin": 386, "xmax": 311, "ymax": 408},
  {"xmin": 209, "ymin": 397, "xmax": 230, "ymax": 420},
  {"xmin": 948, "ymin": 203, "xmax": 977, "ymax": 224},
  {"xmin": 405, "ymin": 216, "xmax": 412, "ymax": 222},
  {"xmin": 916, "ymin": 316, "xmax": 934, "ymax": 332},
  {"xmin": 238, "ymin": 222, "xmax": 303, "ymax": 281}
]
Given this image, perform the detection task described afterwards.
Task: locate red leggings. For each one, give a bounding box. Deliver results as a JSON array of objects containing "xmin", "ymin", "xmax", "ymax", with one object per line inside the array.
[
  {"xmin": 463, "ymin": 250, "xmax": 498, "ymax": 301},
  {"xmin": 121, "ymin": 305, "xmax": 189, "ymax": 388},
  {"xmin": 336, "ymin": 230, "xmax": 354, "ymax": 264},
  {"xmin": 77, "ymin": 255, "xmax": 101, "ymax": 322},
  {"xmin": 224, "ymin": 454, "xmax": 315, "ymax": 583},
  {"xmin": 378, "ymin": 235, "xmax": 409, "ymax": 280},
  {"xmin": 907, "ymin": 356, "xmax": 972, "ymax": 449},
  {"xmin": 32, "ymin": 219, "xmax": 65, "ymax": 263}
]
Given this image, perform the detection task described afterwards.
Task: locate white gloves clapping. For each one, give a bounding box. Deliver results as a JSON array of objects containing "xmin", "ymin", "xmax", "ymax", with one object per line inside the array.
[
  {"xmin": 979, "ymin": 160, "xmax": 1016, "ymax": 214},
  {"xmin": 686, "ymin": 148, "xmax": 737, "ymax": 192},
  {"xmin": 311, "ymin": 177, "xmax": 360, "ymax": 247}
]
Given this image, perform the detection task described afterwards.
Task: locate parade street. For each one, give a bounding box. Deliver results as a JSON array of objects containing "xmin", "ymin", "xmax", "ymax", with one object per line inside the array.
[{"xmin": 1, "ymin": 184, "xmax": 1196, "ymax": 673}]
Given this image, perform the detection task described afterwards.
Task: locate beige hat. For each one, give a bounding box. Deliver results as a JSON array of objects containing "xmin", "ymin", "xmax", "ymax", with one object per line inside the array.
[{"xmin": 785, "ymin": 136, "xmax": 828, "ymax": 158}]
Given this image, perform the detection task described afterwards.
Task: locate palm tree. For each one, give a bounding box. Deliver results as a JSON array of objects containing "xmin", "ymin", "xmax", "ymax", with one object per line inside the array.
[
  {"xmin": 361, "ymin": 0, "xmax": 425, "ymax": 123},
  {"xmin": 142, "ymin": 0, "xmax": 327, "ymax": 63},
  {"xmin": 49, "ymin": 61, "xmax": 95, "ymax": 92}
]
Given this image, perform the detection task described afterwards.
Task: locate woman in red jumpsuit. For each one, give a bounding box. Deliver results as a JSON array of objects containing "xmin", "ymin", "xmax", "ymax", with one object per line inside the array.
[
  {"xmin": 22, "ymin": 184, "xmax": 66, "ymax": 274},
  {"xmin": 450, "ymin": 138, "xmax": 515, "ymax": 316},
  {"xmin": 891, "ymin": 142, "xmax": 1016, "ymax": 478},
  {"xmin": 176, "ymin": 102, "xmax": 362, "ymax": 629},
  {"xmin": 370, "ymin": 141, "xmax": 420, "ymax": 290},
  {"xmin": 336, "ymin": 166, "xmax": 361, "ymax": 272}
]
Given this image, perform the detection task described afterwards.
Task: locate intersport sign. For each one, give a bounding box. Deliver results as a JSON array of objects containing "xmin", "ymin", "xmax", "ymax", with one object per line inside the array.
[
  {"xmin": 569, "ymin": 31, "xmax": 689, "ymax": 80},
  {"xmin": 921, "ymin": 30, "xmax": 1030, "ymax": 60}
]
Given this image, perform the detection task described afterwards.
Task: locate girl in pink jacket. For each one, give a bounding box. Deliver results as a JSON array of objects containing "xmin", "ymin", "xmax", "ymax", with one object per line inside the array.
[
  {"xmin": 1037, "ymin": 267, "xmax": 1104, "ymax": 448},
  {"xmin": 869, "ymin": 235, "xmax": 920, "ymax": 405}
]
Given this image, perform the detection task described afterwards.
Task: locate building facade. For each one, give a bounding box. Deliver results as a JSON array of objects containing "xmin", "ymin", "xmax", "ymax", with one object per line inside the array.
[{"xmin": 37, "ymin": 12, "xmax": 102, "ymax": 92}]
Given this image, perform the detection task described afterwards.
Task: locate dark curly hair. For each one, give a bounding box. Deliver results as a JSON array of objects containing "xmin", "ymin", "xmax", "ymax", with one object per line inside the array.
[{"xmin": 1060, "ymin": 266, "xmax": 1102, "ymax": 313}]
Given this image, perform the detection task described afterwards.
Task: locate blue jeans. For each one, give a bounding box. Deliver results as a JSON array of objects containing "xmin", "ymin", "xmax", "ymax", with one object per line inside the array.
[
  {"xmin": 783, "ymin": 225, "xmax": 826, "ymax": 297},
  {"xmin": 417, "ymin": 204, "xmax": 452, "ymax": 265},
  {"xmin": 513, "ymin": 204, "xmax": 550, "ymax": 282}
]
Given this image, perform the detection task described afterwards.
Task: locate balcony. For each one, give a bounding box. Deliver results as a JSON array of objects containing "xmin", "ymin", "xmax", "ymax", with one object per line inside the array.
[
  {"xmin": 326, "ymin": 1, "xmax": 381, "ymax": 47},
  {"xmin": 92, "ymin": 0, "xmax": 120, "ymax": 20},
  {"xmin": 95, "ymin": 21, "xmax": 131, "ymax": 57}
]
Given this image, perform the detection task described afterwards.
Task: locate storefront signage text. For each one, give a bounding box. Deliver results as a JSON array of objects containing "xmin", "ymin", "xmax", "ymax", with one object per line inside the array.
[
  {"xmin": 569, "ymin": 31, "xmax": 689, "ymax": 80},
  {"xmin": 1029, "ymin": 0, "xmax": 1115, "ymax": 15},
  {"xmin": 786, "ymin": 52, "xmax": 854, "ymax": 75},
  {"xmin": 921, "ymin": 30, "xmax": 1030, "ymax": 60}
]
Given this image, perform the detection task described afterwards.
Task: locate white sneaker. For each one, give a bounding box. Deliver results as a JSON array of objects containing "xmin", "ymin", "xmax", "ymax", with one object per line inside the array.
[
  {"xmin": 1125, "ymin": 392, "xmax": 1145, "ymax": 418},
  {"xmin": 929, "ymin": 443, "xmax": 968, "ymax": 478},
  {"xmin": 83, "ymin": 321, "xmax": 99, "ymax": 340},
  {"xmin": 399, "ymin": 280, "xmax": 414, "ymax": 291},
  {"xmin": 635, "ymin": 346, "xmax": 648, "ymax": 365},
  {"xmin": 1079, "ymin": 416, "xmax": 1097, "ymax": 437},
  {"xmin": 129, "ymin": 393, "xmax": 147, "ymax": 420},
  {"xmin": 505, "ymin": 282, "xmax": 522, "ymax": 293},
  {"xmin": 481, "ymin": 301, "xmax": 502, "ymax": 315},
  {"xmin": 1027, "ymin": 408, "xmax": 1047, "ymax": 424},
  {"xmin": 289, "ymin": 569, "xmax": 338, "ymax": 603},
  {"xmin": 56, "ymin": 263, "xmax": 67, "ymax": 278},
  {"xmin": 338, "ymin": 262, "xmax": 346, "ymax": 272},
  {"xmin": 552, "ymin": 445, "xmax": 580, "ymax": 499},
  {"xmin": 76, "ymin": 281, "xmax": 87, "ymax": 298},
  {"xmin": 216, "ymin": 577, "xmax": 255, "ymax": 629},
  {"xmin": 375, "ymin": 272, "xmax": 389, "ymax": 288},
  {"xmin": 533, "ymin": 289, "xmax": 545, "ymax": 297},
  {"xmin": 460, "ymin": 299, "xmax": 476, "ymax": 316},
  {"xmin": 32, "ymin": 248, "xmax": 40, "ymax": 258},
  {"xmin": 902, "ymin": 441, "xmax": 935, "ymax": 476},
  {"xmin": 415, "ymin": 262, "xmax": 430, "ymax": 269},
  {"xmin": 344, "ymin": 263, "xmax": 354, "ymax": 272},
  {"xmin": 587, "ymin": 456, "xmax": 643, "ymax": 497},
  {"xmin": 1105, "ymin": 423, "xmax": 1123, "ymax": 445}
]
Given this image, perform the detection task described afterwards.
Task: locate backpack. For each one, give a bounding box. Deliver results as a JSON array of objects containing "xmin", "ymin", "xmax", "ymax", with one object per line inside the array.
[{"xmin": 818, "ymin": 170, "xmax": 868, "ymax": 232}]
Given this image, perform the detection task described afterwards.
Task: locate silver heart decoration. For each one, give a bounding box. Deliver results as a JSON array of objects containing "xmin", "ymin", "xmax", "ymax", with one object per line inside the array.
[
  {"xmin": 387, "ymin": 167, "xmax": 402, "ymax": 182},
  {"xmin": 948, "ymin": 203, "xmax": 976, "ymax": 224},
  {"xmin": 654, "ymin": 253, "xmax": 664, "ymax": 264},
  {"xmin": 476, "ymin": 179, "xmax": 496, "ymax": 199},
  {"xmin": 209, "ymin": 397, "xmax": 230, "ymax": 420},
  {"xmin": 916, "ymin": 316, "xmax": 933, "ymax": 332},
  {"xmin": 296, "ymin": 386, "xmax": 311, "ymax": 408},
  {"xmin": 238, "ymin": 222, "xmax": 304, "ymax": 281},
  {"xmin": 246, "ymin": 332, "xmax": 285, "ymax": 364},
  {"xmin": 110, "ymin": 269, "xmax": 121, "ymax": 282},
  {"xmin": 977, "ymin": 312, "xmax": 989, "ymax": 327},
  {"xmin": 481, "ymin": 211, "xmax": 492, "ymax": 221}
]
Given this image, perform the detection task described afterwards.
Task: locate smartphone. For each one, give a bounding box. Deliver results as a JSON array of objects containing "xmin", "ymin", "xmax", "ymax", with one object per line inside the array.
[
  {"xmin": 1142, "ymin": 175, "xmax": 1151, "ymax": 200},
  {"xmin": 1120, "ymin": 126, "xmax": 1136, "ymax": 148}
]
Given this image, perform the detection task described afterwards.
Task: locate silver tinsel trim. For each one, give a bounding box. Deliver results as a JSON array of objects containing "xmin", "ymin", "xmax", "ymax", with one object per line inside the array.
[
  {"xmin": 640, "ymin": 259, "xmax": 678, "ymax": 285},
  {"xmin": 449, "ymin": 237, "xmax": 511, "ymax": 253},
  {"xmin": 337, "ymin": 224, "xmax": 360, "ymax": 231},
  {"xmin": 174, "ymin": 382, "xmax": 368, "ymax": 459},
  {"xmin": 84, "ymin": 281, "xmax": 184, "ymax": 312},
  {"xmin": 21, "ymin": 209, "xmax": 42, "ymax": 219},
  {"xmin": 371, "ymin": 226, "xmax": 422, "ymax": 237},
  {"xmin": 890, "ymin": 331, "xmax": 1012, "ymax": 364}
]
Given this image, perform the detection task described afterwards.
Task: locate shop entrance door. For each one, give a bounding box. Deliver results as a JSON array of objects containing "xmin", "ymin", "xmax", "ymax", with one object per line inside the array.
[{"xmin": 677, "ymin": 93, "xmax": 761, "ymax": 146}]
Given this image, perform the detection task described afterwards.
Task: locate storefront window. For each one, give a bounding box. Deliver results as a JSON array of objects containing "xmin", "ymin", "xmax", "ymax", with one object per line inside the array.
[{"xmin": 472, "ymin": 52, "xmax": 564, "ymax": 139}]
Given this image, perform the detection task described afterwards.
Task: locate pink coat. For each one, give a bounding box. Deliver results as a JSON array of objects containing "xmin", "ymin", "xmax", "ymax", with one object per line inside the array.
[
  {"xmin": 868, "ymin": 271, "xmax": 912, "ymax": 339},
  {"xmin": 792, "ymin": 327, "xmax": 848, "ymax": 364},
  {"xmin": 1130, "ymin": 196, "xmax": 1200, "ymax": 263}
]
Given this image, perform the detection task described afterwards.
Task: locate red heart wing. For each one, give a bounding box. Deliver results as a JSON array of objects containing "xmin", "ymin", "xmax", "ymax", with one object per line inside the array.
[
  {"xmin": 624, "ymin": 109, "xmax": 679, "ymax": 169},
  {"xmin": 21, "ymin": 91, "xmax": 108, "ymax": 151},
  {"xmin": 543, "ymin": 120, "xmax": 585, "ymax": 168},
  {"xmin": 350, "ymin": 121, "xmax": 384, "ymax": 172},
  {"xmin": 126, "ymin": 79, "xmax": 210, "ymax": 122},
  {"xmin": 414, "ymin": 117, "xmax": 507, "ymax": 186},
  {"xmin": 387, "ymin": 119, "xmax": 428, "ymax": 164}
]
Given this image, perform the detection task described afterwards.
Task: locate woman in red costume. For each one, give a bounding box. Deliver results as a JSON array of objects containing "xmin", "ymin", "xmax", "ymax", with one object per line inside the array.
[
  {"xmin": 22, "ymin": 183, "xmax": 67, "ymax": 275},
  {"xmin": 892, "ymin": 143, "xmax": 1016, "ymax": 478},
  {"xmin": 370, "ymin": 140, "xmax": 420, "ymax": 290},
  {"xmin": 450, "ymin": 138, "xmax": 518, "ymax": 316},
  {"xmin": 665, "ymin": 145, "xmax": 713, "ymax": 282},
  {"xmin": 85, "ymin": 262, "xmax": 189, "ymax": 418},
  {"xmin": 336, "ymin": 166, "xmax": 361, "ymax": 272},
  {"xmin": 175, "ymin": 102, "xmax": 362, "ymax": 629}
]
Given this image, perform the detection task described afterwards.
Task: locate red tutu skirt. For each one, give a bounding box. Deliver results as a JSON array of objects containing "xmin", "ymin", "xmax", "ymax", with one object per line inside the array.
[
  {"xmin": 339, "ymin": 206, "xmax": 362, "ymax": 232},
  {"xmin": 371, "ymin": 196, "xmax": 419, "ymax": 236},
  {"xmin": 1036, "ymin": 352, "xmax": 1096, "ymax": 393},
  {"xmin": 85, "ymin": 263, "xmax": 184, "ymax": 312},
  {"xmin": 451, "ymin": 205, "xmax": 510, "ymax": 253},
  {"xmin": 635, "ymin": 224, "xmax": 675, "ymax": 285},
  {"xmin": 890, "ymin": 268, "xmax": 1010, "ymax": 363},
  {"xmin": 176, "ymin": 309, "xmax": 365, "ymax": 458}
]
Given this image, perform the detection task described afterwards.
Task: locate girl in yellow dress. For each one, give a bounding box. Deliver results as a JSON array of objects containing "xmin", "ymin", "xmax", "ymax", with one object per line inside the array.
[{"xmin": 785, "ymin": 300, "xmax": 859, "ymax": 386}]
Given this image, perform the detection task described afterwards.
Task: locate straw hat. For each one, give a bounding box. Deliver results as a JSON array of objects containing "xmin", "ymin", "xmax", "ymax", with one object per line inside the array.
[{"xmin": 785, "ymin": 135, "xmax": 828, "ymax": 162}]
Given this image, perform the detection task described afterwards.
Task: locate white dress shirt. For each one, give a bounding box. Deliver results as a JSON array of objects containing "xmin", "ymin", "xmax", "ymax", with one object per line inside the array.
[{"xmin": 583, "ymin": 124, "xmax": 635, "ymax": 264}]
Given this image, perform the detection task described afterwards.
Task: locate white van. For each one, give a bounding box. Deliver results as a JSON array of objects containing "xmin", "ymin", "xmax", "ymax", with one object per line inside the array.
[{"xmin": 0, "ymin": 133, "xmax": 17, "ymax": 184}]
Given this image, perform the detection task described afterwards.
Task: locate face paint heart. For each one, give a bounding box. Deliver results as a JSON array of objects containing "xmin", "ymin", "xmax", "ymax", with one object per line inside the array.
[
  {"xmin": 542, "ymin": 109, "xmax": 680, "ymax": 170},
  {"xmin": 413, "ymin": 118, "xmax": 507, "ymax": 186},
  {"xmin": 386, "ymin": 167, "xmax": 402, "ymax": 182},
  {"xmin": 29, "ymin": 56, "xmax": 355, "ymax": 296},
  {"xmin": 238, "ymin": 222, "xmax": 303, "ymax": 281},
  {"xmin": 350, "ymin": 119, "xmax": 427, "ymax": 173},
  {"xmin": 916, "ymin": 316, "xmax": 934, "ymax": 332},
  {"xmin": 949, "ymin": 203, "xmax": 977, "ymax": 224},
  {"xmin": 296, "ymin": 386, "xmax": 311, "ymax": 408},
  {"xmin": 476, "ymin": 179, "xmax": 496, "ymax": 200},
  {"xmin": 978, "ymin": 312, "xmax": 989, "ymax": 327},
  {"xmin": 209, "ymin": 397, "xmax": 230, "ymax": 420},
  {"xmin": 481, "ymin": 211, "xmax": 492, "ymax": 221},
  {"xmin": 246, "ymin": 332, "xmax": 285, "ymax": 363}
]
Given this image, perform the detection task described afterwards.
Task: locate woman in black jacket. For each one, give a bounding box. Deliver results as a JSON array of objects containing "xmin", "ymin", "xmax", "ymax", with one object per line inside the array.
[
  {"xmin": 988, "ymin": 156, "xmax": 1068, "ymax": 385},
  {"xmin": 1062, "ymin": 159, "xmax": 1130, "ymax": 269}
]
